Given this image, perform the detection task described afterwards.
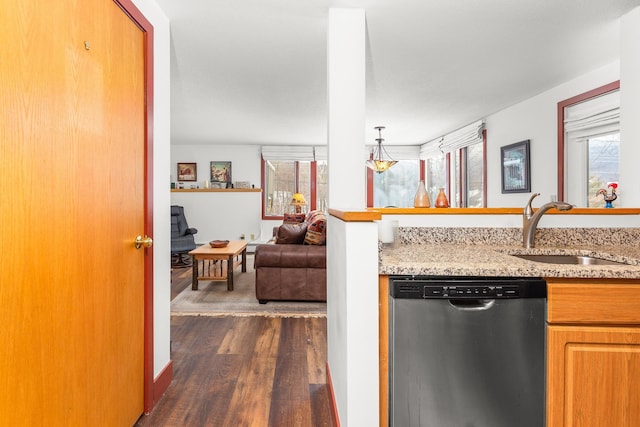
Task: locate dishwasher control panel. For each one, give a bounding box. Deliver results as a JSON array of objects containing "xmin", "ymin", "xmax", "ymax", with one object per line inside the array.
[
  {"xmin": 390, "ymin": 276, "xmax": 546, "ymax": 299},
  {"xmin": 423, "ymin": 285, "xmax": 519, "ymax": 298}
]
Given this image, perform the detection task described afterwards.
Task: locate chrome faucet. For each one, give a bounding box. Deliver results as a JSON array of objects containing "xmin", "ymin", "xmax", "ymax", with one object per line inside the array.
[{"xmin": 522, "ymin": 193, "xmax": 573, "ymax": 248}]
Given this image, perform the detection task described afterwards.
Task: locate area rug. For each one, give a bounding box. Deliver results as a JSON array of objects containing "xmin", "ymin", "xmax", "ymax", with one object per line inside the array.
[{"xmin": 171, "ymin": 257, "xmax": 326, "ymax": 318}]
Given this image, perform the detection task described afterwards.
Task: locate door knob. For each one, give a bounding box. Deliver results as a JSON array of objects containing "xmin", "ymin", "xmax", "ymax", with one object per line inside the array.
[{"xmin": 135, "ymin": 235, "xmax": 153, "ymax": 249}]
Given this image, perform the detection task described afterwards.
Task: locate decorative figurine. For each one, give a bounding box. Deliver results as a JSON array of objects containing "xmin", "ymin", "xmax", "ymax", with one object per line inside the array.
[{"xmin": 597, "ymin": 182, "xmax": 618, "ymax": 208}]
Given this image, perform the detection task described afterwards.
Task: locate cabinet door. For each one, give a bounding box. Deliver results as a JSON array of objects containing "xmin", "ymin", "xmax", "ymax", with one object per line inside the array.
[{"xmin": 547, "ymin": 325, "xmax": 640, "ymax": 427}]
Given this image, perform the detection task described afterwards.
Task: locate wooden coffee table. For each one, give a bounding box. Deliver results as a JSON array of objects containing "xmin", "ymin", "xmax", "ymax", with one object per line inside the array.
[{"xmin": 189, "ymin": 240, "xmax": 248, "ymax": 291}]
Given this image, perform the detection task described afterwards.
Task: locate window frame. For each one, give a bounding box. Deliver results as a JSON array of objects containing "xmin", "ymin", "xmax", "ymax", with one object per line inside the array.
[
  {"xmin": 260, "ymin": 157, "xmax": 322, "ymax": 220},
  {"xmin": 557, "ymin": 80, "xmax": 620, "ymax": 201}
]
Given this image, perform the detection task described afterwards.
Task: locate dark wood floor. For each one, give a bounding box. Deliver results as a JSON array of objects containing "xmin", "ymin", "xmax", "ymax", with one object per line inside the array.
[{"xmin": 135, "ymin": 265, "xmax": 334, "ymax": 427}]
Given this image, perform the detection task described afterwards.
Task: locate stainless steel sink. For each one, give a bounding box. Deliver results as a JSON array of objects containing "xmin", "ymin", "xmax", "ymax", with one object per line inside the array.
[{"xmin": 512, "ymin": 254, "xmax": 626, "ymax": 266}]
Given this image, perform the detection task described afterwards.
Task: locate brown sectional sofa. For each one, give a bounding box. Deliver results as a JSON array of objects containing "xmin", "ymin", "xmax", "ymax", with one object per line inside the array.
[
  {"xmin": 254, "ymin": 211, "xmax": 327, "ymax": 304},
  {"xmin": 254, "ymin": 243, "xmax": 326, "ymax": 303}
]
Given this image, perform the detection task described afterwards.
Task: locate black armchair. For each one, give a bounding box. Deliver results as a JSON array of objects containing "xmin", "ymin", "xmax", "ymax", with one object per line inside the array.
[{"xmin": 171, "ymin": 205, "xmax": 198, "ymax": 266}]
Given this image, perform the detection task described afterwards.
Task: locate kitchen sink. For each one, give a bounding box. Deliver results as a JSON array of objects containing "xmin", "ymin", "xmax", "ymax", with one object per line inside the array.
[{"xmin": 512, "ymin": 254, "xmax": 626, "ymax": 266}]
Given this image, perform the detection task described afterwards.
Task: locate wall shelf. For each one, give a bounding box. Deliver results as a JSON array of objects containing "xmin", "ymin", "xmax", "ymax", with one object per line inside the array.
[{"xmin": 171, "ymin": 188, "xmax": 262, "ymax": 193}]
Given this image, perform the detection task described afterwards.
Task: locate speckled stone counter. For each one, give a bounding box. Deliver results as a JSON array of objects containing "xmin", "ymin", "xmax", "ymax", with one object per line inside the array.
[{"xmin": 379, "ymin": 227, "xmax": 640, "ymax": 279}]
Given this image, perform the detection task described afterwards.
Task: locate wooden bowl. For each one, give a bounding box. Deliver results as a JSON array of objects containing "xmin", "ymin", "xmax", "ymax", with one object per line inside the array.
[{"xmin": 209, "ymin": 240, "xmax": 229, "ymax": 248}]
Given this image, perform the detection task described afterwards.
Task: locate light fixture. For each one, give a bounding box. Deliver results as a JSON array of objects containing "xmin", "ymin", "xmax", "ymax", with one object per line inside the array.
[
  {"xmin": 366, "ymin": 126, "xmax": 397, "ymax": 173},
  {"xmin": 290, "ymin": 193, "xmax": 308, "ymax": 213}
]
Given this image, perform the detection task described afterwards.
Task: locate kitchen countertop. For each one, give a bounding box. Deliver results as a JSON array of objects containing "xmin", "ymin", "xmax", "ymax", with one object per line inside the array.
[{"xmin": 379, "ymin": 243, "xmax": 640, "ymax": 279}]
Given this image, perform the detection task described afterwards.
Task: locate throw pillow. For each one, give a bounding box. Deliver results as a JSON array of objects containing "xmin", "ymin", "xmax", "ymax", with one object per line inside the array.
[
  {"xmin": 283, "ymin": 213, "xmax": 306, "ymax": 224},
  {"xmin": 304, "ymin": 210, "xmax": 321, "ymax": 222},
  {"xmin": 304, "ymin": 211, "xmax": 327, "ymax": 245},
  {"xmin": 276, "ymin": 222, "xmax": 308, "ymax": 244}
]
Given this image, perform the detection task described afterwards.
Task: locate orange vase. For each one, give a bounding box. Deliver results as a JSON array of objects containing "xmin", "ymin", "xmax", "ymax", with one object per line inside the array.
[
  {"xmin": 435, "ymin": 188, "xmax": 449, "ymax": 208},
  {"xmin": 414, "ymin": 180, "xmax": 430, "ymax": 208}
]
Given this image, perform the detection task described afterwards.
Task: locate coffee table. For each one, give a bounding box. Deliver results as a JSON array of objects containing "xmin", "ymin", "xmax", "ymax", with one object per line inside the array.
[{"xmin": 189, "ymin": 240, "xmax": 248, "ymax": 291}]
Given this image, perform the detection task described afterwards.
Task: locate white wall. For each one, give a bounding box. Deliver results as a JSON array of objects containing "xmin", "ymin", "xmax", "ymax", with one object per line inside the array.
[
  {"xmin": 170, "ymin": 144, "xmax": 262, "ymax": 189},
  {"xmin": 327, "ymin": 216, "xmax": 380, "ymax": 427},
  {"xmin": 487, "ymin": 7, "xmax": 640, "ymax": 208},
  {"xmin": 620, "ymin": 7, "xmax": 640, "ymax": 206},
  {"xmin": 131, "ymin": 0, "xmax": 171, "ymax": 381},
  {"xmin": 486, "ymin": 61, "xmax": 620, "ymax": 207},
  {"xmin": 171, "ymin": 191, "xmax": 262, "ymax": 243},
  {"xmin": 170, "ymin": 144, "xmax": 265, "ymax": 242}
]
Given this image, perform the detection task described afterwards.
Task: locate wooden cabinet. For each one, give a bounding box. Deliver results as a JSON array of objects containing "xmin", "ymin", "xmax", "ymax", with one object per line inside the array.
[{"xmin": 546, "ymin": 279, "xmax": 640, "ymax": 427}]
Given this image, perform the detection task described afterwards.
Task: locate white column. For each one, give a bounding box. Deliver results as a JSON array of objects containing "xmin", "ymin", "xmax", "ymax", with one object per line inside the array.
[
  {"xmin": 327, "ymin": 216, "xmax": 380, "ymax": 427},
  {"xmin": 620, "ymin": 7, "xmax": 640, "ymax": 206},
  {"xmin": 327, "ymin": 8, "xmax": 366, "ymax": 210},
  {"xmin": 327, "ymin": 8, "xmax": 380, "ymax": 427}
]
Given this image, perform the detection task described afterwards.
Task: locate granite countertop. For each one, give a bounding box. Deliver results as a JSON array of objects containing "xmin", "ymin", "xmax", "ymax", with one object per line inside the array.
[{"xmin": 379, "ymin": 227, "xmax": 640, "ymax": 279}]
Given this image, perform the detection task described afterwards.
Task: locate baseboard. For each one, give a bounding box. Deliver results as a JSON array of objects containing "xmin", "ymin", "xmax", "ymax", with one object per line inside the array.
[
  {"xmin": 326, "ymin": 362, "xmax": 341, "ymax": 427},
  {"xmin": 152, "ymin": 360, "xmax": 173, "ymax": 408}
]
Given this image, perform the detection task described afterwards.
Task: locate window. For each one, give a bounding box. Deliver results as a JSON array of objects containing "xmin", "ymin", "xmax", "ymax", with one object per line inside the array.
[
  {"xmin": 372, "ymin": 160, "xmax": 420, "ymax": 207},
  {"xmin": 425, "ymin": 154, "xmax": 446, "ymax": 204},
  {"xmin": 465, "ymin": 141, "xmax": 484, "ymax": 207},
  {"xmin": 264, "ymin": 160, "xmax": 302, "ymax": 216},
  {"xmin": 420, "ymin": 121, "xmax": 486, "ymax": 208},
  {"xmin": 558, "ymin": 81, "xmax": 620, "ymax": 204},
  {"xmin": 261, "ymin": 151, "xmax": 327, "ymax": 218},
  {"xmin": 366, "ymin": 122, "xmax": 486, "ymax": 208},
  {"xmin": 315, "ymin": 160, "xmax": 328, "ymax": 211},
  {"xmin": 447, "ymin": 146, "xmax": 483, "ymax": 208},
  {"xmin": 587, "ymin": 133, "xmax": 619, "ymax": 207},
  {"xmin": 367, "ymin": 145, "xmax": 421, "ymax": 208}
]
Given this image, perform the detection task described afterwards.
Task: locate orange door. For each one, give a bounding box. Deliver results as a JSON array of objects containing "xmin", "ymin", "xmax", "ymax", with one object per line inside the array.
[{"xmin": 0, "ymin": 0, "xmax": 146, "ymax": 425}]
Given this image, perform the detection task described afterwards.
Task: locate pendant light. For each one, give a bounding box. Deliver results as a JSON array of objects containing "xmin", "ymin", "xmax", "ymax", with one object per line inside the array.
[{"xmin": 366, "ymin": 126, "xmax": 398, "ymax": 173}]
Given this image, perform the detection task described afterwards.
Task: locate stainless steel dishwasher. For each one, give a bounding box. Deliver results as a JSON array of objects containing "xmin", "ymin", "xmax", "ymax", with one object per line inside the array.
[{"xmin": 389, "ymin": 276, "xmax": 546, "ymax": 427}]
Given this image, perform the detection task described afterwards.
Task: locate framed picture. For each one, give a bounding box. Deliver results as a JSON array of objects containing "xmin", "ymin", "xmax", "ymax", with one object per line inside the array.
[
  {"xmin": 177, "ymin": 162, "xmax": 197, "ymax": 181},
  {"xmin": 501, "ymin": 140, "xmax": 530, "ymax": 193},
  {"xmin": 210, "ymin": 161, "xmax": 232, "ymax": 183}
]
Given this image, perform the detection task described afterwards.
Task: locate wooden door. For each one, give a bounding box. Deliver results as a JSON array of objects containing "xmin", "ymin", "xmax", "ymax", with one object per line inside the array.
[
  {"xmin": 547, "ymin": 325, "xmax": 640, "ymax": 427},
  {"xmin": 0, "ymin": 0, "xmax": 147, "ymax": 425}
]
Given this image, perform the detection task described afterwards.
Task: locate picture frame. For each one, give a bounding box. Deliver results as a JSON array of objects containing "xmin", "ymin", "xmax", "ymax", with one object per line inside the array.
[
  {"xmin": 210, "ymin": 161, "xmax": 232, "ymax": 183},
  {"xmin": 501, "ymin": 140, "xmax": 530, "ymax": 193},
  {"xmin": 177, "ymin": 162, "xmax": 197, "ymax": 181}
]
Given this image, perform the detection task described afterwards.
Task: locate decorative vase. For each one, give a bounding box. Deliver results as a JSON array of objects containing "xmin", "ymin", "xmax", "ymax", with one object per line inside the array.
[
  {"xmin": 435, "ymin": 188, "xmax": 449, "ymax": 208},
  {"xmin": 414, "ymin": 180, "xmax": 430, "ymax": 208}
]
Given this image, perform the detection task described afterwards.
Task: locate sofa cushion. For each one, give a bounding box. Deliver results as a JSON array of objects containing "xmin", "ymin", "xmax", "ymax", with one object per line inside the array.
[
  {"xmin": 254, "ymin": 243, "xmax": 327, "ymax": 303},
  {"xmin": 283, "ymin": 213, "xmax": 306, "ymax": 224},
  {"xmin": 304, "ymin": 211, "xmax": 327, "ymax": 245},
  {"xmin": 275, "ymin": 222, "xmax": 308, "ymax": 244},
  {"xmin": 255, "ymin": 243, "xmax": 326, "ymax": 268}
]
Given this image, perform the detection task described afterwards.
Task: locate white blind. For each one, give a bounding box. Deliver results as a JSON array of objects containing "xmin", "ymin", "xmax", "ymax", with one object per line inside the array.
[
  {"xmin": 419, "ymin": 138, "xmax": 443, "ymax": 159},
  {"xmin": 564, "ymin": 90, "xmax": 620, "ymax": 143},
  {"xmin": 438, "ymin": 120, "xmax": 485, "ymax": 153},
  {"xmin": 365, "ymin": 145, "xmax": 420, "ymax": 161},
  {"xmin": 261, "ymin": 146, "xmax": 327, "ymax": 161},
  {"xmin": 314, "ymin": 146, "xmax": 328, "ymax": 161}
]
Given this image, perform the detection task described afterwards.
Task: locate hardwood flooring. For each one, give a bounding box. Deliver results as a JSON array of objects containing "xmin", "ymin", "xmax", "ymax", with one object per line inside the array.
[{"xmin": 135, "ymin": 266, "xmax": 334, "ymax": 427}]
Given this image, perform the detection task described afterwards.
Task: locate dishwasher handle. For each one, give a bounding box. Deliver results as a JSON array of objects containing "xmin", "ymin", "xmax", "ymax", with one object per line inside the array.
[{"xmin": 448, "ymin": 299, "xmax": 495, "ymax": 311}]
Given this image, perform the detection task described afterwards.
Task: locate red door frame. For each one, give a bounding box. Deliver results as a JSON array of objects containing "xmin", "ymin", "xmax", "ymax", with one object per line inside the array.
[{"xmin": 112, "ymin": 0, "xmax": 159, "ymax": 414}]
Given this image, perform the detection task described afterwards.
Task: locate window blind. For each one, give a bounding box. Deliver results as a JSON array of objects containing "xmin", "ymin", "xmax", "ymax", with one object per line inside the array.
[
  {"xmin": 314, "ymin": 146, "xmax": 328, "ymax": 161},
  {"xmin": 564, "ymin": 90, "xmax": 620, "ymax": 143},
  {"xmin": 261, "ymin": 146, "xmax": 326, "ymax": 161},
  {"xmin": 419, "ymin": 120, "xmax": 485, "ymax": 158},
  {"xmin": 438, "ymin": 120, "xmax": 485, "ymax": 153},
  {"xmin": 419, "ymin": 138, "xmax": 443, "ymax": 160}
]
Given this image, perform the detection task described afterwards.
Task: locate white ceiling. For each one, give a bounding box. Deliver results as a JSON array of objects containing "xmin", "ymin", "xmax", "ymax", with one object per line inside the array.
[{"xmin": 155, "ymin": 0, "xmax": 639, "ymax": 146}]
